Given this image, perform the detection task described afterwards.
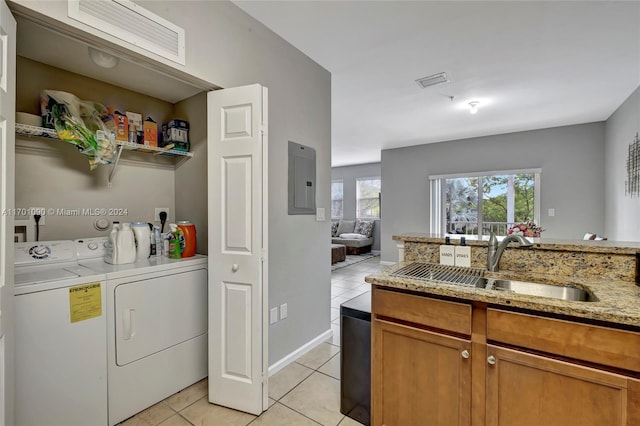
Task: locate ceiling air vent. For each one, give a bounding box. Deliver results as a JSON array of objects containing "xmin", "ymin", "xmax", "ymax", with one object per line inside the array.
[
  {"xmin": 68, "ymin": 0, "xmax": 185, "ymax": 65},
  {"xmin": 415, "ymin": 72, "xmax": 449, "ymax": 89}
]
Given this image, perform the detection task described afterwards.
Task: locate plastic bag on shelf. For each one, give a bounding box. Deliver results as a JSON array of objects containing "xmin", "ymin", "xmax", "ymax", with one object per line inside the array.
[{"xmin": 40, "ymin": 90, "xmax": 117, "ymax": 170}]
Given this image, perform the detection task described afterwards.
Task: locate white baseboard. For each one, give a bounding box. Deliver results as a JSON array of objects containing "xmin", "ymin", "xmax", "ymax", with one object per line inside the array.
[
  {"xmin": 268, "ymin": 328, "xmax": 333, "ymax": 377},
  {"xmin": 379, "ymin": 260, "xmax": 395, "ymax": 266}
]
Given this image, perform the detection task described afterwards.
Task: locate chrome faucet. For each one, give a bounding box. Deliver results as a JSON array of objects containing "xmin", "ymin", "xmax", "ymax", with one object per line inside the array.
[{"xmin": 487, "ymin": 230, "xmax": 533, "ymax": 272}]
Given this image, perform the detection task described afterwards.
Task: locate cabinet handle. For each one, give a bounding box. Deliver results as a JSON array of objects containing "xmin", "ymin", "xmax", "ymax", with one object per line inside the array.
[
  {"xmin": 487, "ymin": 355, "xmax": 496, "ymax": 365},
  {"xmin": 461, "ymin": 350, "xmax": 470, "ymax": 359},
  {"xmin": 232, "ymin": 264, "xmax": 239, "ymax": 272}
]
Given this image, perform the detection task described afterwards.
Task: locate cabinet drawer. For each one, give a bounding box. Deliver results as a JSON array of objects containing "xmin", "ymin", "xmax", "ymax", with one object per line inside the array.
[
  {"xmin": 487, "ymin": 309, "xmax": 640, "ymax": 372},
  {"xmin": 372, "ymin": 288, "xmax": 471, "ymax": 335}
]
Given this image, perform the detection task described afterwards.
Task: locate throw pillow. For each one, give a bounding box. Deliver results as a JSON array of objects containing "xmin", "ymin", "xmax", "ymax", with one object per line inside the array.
[
  {"xmin": 336, "ymin": 220, "xmax": 356, "ymax": 236},
  {"xmin": 331, "ymin": 221, "xmax": 339, "ymax": 237},
  {"xmin": 339, "ymin": 233, "xmax": 366, "ymax": 239},
  {"xmin": 354, "ymin": 220, "xmax": 374, "ymax": 237}
]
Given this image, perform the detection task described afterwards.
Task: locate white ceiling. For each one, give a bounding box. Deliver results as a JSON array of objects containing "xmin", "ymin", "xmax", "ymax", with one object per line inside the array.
[{"xmin": 233, "ymin": 1, "xmax": 640, "ymax": 167}]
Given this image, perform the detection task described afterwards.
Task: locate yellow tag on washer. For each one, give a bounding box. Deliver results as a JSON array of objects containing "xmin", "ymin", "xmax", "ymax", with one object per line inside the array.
[{"xmin": 69, "ymin": 282, "xmax": 102, "ymax": 323}]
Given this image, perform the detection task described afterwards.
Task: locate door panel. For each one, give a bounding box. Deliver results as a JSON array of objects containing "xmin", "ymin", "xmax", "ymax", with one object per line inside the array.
[
  {"xmin": 0, "ymin": 2, "xmax": 15, "ymax": 424},
  {"xmin": 221, "ymin": 281, "xmax": 252, "ymax": 380},
  {"xmin": 222, "ymin": 156, "xmax": 252, "ymax": 253},
  {"xmin": 486, "ymin": 345, "xmax": 638, "ymax": 426},
  {"xmin": 208, "ymin": 84, "xmax": 267, "ymax": 415}
]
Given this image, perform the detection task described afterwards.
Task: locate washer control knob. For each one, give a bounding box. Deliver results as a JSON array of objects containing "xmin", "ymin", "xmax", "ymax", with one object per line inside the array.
[{"xmin": 88, "ymin": 242, "xmax": 99, "ymax": 250}]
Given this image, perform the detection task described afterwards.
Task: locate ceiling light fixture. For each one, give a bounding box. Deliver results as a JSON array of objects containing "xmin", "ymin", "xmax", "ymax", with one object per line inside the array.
[
  {"xmin": 88, "ymin": 46, "xmax": 119, "ymax": 69},
  {"xmin": 468, "ymin": 101, "xmax": 479, "ymax": 114}
]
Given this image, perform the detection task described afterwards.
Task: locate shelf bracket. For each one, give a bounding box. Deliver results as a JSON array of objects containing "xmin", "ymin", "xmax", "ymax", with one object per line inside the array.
[{"xmin": 108, "ymin": 144, "xmax": 126, "ymax": 188}]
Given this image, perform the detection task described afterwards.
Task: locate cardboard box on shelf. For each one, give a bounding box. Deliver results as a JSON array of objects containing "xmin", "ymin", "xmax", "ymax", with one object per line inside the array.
[
  {"xmin": 161, "ymin": 119, "xmax": 190, "ymax": 151},
  {"xmin": 113, "ymin": 111, "xmax": 129, "ymax": 142},
  {"xmin": 126, "ymin": 111, "xmax": 143, "ymax": 144},
  {"xmin": 143, "ymin": 118, "xmax": 158, "ymax": 148}
]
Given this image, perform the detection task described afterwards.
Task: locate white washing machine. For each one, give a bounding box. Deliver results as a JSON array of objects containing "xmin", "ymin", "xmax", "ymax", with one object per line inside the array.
[
  {"xmin": 14, "ymin": 240, "xmax": 108, "ymax": 426},
  {"xmin": 78, "ymin": 238, "xmax": 208, "ymax": 425}
]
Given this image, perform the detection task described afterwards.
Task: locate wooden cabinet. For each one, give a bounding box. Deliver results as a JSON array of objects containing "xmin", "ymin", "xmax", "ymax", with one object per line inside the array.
[
  {"xmin": 372, "ymin": 287, "xmax": 640, "ymax": 426},
  {"xmin": 372, "ymin": 319, "xmax": 471, "ymax": 426},
  {"xmin": 486, "ymin": 345, "xmax": 640, "ymax": 426}
]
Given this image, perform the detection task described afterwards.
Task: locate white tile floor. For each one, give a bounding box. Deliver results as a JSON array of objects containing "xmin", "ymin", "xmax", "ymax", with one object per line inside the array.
[{"xmin": 120, "ymin": 256, "xmax": 383, "ymax": 426}]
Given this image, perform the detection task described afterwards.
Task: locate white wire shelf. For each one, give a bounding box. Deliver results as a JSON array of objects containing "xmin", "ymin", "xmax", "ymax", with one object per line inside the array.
[{"xmin": 15, "ymin": 123, "xmax": 193, "ymax": 158}]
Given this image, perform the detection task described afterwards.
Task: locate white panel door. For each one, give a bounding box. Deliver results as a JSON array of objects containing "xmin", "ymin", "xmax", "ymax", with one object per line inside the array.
[
  {"xmin": 0, "ymin": 1, "xmax": 15, "ymax": 425},
  {"xmin": 208, "ymin": 84, "xmax": 268, "ymax": 415}
]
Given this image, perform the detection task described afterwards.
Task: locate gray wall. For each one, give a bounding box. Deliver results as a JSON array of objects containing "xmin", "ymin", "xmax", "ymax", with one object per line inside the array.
[
  {"xmin": 17, "ymin": 1, "xmax": 332, "ymax": 367},
  {"xmin": 138, "ymin": 1, "xmax": 334, "ymax": 366},
  {"xmin": 605, "ymin": 85, "xmax": 640, "ymax": 241},
  {"xmin": 381, "ymin": 122, "xmax": 606, "ymax": 262},
  {"xmin": 332, "ymin": 163, "xmax": 381, "ymax": 250},
  {"xmin": 15, "ymin": 57, "xmax": 177, "ymax": 240}
]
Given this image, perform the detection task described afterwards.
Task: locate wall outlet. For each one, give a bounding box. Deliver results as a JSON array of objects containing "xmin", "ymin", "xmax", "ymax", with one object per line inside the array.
[
  {"xmin": 270, "ymin": 307, "xmax": 278, "ymax": 325},
  {"xmin": 280, "ymin": 303, "xmax": 288, "ymax": 320},
  {"xmin": 154, "ymin": 208, "xmax": 170, "ymax": 221},
  {"xmin": 30, "ymin": 207, "xmax": 46, "ymax": 225}
]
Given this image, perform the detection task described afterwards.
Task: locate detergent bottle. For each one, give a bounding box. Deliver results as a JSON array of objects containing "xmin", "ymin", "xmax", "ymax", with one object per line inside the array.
[
  {"xmin": 168, "ymin": 224, "xmax": 182, "ymax": 259},
  {"xmin": 131, "ymin": 221, "xmax": 151, "ymax": 261},
  {"xmin": 104, "ymin": 221, "xmax": 120, "ymax": 264},
  {"xmin": 177, "ymin": 221, "xmax": 196, "ymax": 257},
  {"xmin": 116, "ymin": 223, "xmax": 137, "ymax": 264}
]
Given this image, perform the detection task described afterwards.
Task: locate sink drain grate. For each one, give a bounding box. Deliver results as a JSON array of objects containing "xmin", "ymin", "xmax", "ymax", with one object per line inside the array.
[{"xmin": 391, "ymin": 262, "xmax": 486, "ymax": 287}]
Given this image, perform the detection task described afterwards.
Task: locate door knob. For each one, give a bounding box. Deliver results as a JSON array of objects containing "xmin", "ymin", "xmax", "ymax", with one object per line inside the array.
[
  {"xmin": 232, "ymin": 264, "xmax": 239, "ymax": 272},
  {"xmin": 487, "ymin": 355, "xmax": 496, "ymax": 365},
  {"xmin": 461, "ymin": 350, "xmax": 470, "ymax": 359}
]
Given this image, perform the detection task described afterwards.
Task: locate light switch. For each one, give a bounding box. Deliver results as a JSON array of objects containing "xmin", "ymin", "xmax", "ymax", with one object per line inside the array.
[
  {"xmin": 316, "ymin": 207, "xmax": 325, "ymax": 221},
  {"xmin": 270, "ymin": 307, "xmax": 278, "ymax": 324}
]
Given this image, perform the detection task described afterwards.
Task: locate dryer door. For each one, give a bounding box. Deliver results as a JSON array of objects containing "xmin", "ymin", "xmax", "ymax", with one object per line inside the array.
[{"xmin": 114, "ymin": 268, "xmax": 207, "ymax": 366}]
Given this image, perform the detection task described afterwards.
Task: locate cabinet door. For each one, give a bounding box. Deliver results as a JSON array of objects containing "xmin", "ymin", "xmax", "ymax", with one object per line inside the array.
[
  {"xmin": 372, "ymin": 319, "xmax": 472, "ymax": 426},
  {"xmin": 486, "ymin": 345, "xmax": 640, "ymax": 426}
]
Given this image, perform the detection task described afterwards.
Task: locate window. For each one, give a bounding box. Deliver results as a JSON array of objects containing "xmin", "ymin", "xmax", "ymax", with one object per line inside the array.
[
  {"xmin": 356, "ymin": 178, "xmax": 381, "ymax": 219},
  {"xmin": 430, "ymin": 169, "xmax": 540, "ymax": 236},
  {"xmin": 331, "ymin": 180, "xmax": 344, "ymax": 219}
]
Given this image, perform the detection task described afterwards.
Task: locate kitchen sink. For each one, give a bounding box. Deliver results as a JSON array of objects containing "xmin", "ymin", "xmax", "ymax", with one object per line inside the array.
[
  {"xmin": 489, "ymin": 279, "xmax": 593, "ymax": 302},
  {"xmin": 389, "ymin": 263, "xmax": 594, "ymax": 302}
]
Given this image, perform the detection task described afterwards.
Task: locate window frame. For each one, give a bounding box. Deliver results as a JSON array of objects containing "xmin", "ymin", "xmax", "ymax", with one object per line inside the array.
[
  {"xmin": 356, "ymin": 177, "xmax": 381, "ymax": 219},
  {"xmin": 331, "ymin": 179, "xmax": 344, "ymax": 219},
  {"xmin": 429, "ymin": 168, "xmax": 541, "ymax": 237}
]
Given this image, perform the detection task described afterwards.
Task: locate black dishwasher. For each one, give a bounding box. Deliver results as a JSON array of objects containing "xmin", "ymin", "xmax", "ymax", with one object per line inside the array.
[{"xmin": 340, "ymin": 291, "xmax": 371, "ymax": 426}]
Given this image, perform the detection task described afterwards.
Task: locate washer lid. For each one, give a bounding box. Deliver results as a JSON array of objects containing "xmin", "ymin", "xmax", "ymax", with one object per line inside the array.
[{"xmin": 14, "ymin": 267, "xmax": 79, "ymax": 286}]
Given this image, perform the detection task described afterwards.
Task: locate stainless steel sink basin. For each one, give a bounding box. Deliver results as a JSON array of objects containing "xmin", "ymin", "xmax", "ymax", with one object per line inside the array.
[{"xmin": 489, "ymin": 279, "xmax": 593, "ymax": 302}]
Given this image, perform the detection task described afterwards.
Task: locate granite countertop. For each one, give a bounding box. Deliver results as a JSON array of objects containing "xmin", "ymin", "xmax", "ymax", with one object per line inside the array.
[
  {"xmin": 393, "ymin": 233, "xmax": 640, "ymax": 255},
  {"xmin": 365, "ymin": 262, "xmax": 640, "ymax": 328}
]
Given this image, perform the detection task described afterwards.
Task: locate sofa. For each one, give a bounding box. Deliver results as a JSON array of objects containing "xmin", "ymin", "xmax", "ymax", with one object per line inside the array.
[{"xmin": 331, "ymin": 219, "xmax": 375, "ymax": 255}]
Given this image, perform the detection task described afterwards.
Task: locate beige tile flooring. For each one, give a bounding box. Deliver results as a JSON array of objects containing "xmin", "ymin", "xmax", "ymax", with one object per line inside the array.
[{"xmin": 120, "ymin": 256, "xmax": 382, "ymax": 426}]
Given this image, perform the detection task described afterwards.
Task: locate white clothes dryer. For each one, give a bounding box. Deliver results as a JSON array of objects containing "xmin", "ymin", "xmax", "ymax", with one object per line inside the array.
[{"xmin": 78, "ymin": 238, "xmax": 208, "ymax": 425}]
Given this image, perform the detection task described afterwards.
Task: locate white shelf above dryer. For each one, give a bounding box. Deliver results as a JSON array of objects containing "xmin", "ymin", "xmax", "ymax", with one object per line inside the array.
[{"xmin": 15, "ymin": 123, "xmax": 193, "ymax": 186}]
